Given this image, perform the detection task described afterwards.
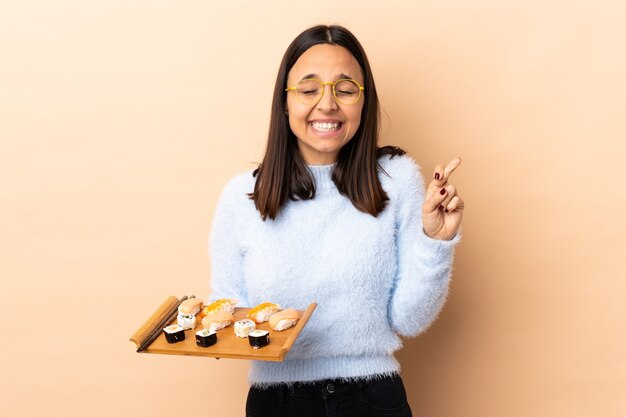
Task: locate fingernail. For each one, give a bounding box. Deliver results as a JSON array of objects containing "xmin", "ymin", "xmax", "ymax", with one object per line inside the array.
[
  {"xmin": 444, "ymin": 208, "xmax": 449, "ymax": 213},
  {"xmin": 440, "ymin": 188, "xmax": 446, "ymax": 195},
  {"xmin": 434, "ymin": 173, "xmax": 440, "ymax": 180}
]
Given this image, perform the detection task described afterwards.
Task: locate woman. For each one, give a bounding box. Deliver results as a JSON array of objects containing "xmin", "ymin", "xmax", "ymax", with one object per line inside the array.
[{"xmin": 209, "ymin": 24, "xmax": 464, "ymax": 417}]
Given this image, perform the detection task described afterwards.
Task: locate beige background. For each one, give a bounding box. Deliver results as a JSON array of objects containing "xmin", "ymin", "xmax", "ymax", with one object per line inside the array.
[{"xmin": 1, "ymin": 1, "xmax": 624, "ymax": 416}]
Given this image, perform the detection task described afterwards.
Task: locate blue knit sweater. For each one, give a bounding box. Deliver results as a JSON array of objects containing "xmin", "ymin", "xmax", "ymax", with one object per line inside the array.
[{"xmin": 208, "ymin": 154, "xmax": 461, "ymax": 386}]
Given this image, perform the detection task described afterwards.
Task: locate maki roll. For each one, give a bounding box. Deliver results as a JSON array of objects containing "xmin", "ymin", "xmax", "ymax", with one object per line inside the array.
[
  {"xmin": 202, "ymin": 311, "xmax": 234, "ymax": 332},
  {"xmin": 234, "ymin": 319, "xmax": 256, "ymax": 338},
  {"xmin": 177, "ymin": 313, "xmax": 196, "ymax": 330},
  {"xmin": 163, "ymin": 324, "xmax": 185, "ymax": 344},
  {"xmin": 269, "ymin": 308, "xmax": 301, "ymax": 331},
  {"xmin": 248, "ymin": 330, "xmax": 270, "ymax": 349},
  {"xmin": 195, "ymin": 329, "xmax": 217, "ymax": 347},
  {"xmin": 247, "ymin": 302, "xmax": 281, "ymax": 324}
]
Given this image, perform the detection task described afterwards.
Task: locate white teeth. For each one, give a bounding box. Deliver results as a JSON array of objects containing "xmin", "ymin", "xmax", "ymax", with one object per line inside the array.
[{"xmin": 311, "ymin": 121, "xmax": 341, "ymax": 132}]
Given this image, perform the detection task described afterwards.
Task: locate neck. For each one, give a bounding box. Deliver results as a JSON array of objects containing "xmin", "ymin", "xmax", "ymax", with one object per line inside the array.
[{"xmin": 298, "ymin": 146, "xmax": 338, "ymax": 166}]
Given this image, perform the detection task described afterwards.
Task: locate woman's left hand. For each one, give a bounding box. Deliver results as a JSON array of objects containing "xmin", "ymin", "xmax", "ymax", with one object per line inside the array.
[{"xmin": 422, "ymin": 157, "xmax": 464, "ymax": 240}]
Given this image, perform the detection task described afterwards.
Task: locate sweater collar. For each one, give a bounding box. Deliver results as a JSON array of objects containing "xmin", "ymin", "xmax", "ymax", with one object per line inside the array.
[{"xmin": 307, "ymin": 163, "xmax": 336, "ymax": 194}]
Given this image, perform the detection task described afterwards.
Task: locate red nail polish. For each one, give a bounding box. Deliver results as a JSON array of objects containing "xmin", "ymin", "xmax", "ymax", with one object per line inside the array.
[
  {"xmin": 444, "ymin": 208, "xmax": 448, "ymax": 213},
  {"xmin": 440, "ymin": 188, "xmax": 446, "ymax": 195},
  {"xmin": 435, "ymin": 173, "xmax": 440, "ymax": 180}
]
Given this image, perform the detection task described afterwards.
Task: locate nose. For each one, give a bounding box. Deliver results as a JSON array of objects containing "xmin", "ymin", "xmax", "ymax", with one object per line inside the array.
[{"xmin": 316, "ymin": 82, "xmax": 338, "ymax": 111}]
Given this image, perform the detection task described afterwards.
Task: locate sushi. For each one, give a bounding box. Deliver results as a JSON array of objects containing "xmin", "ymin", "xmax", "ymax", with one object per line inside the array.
[
  {"xmin": 178, "ymin": 298, "xmax": 203, "ymax": 316},
  {"xmin": 247, "ymin": 302, "xmax": 281, "ymax": 324},
  {"xmin": 269, "ymin": 308, "xmax": 301, "ymax": 331},
  {"xmin": 177, "ymin": 313, "xmax": 196, "ymax": 330},
  {"xmin": 234, "ymin": 319, "xmax": 256, "ymax": 338},
  {"xmin": 195, "ymin": 329, "xmax": 217, "ymax": 347},
  {"xmin": 201, "ymin": 311, "xmax": 234, "ymax": 332},
  {"xmin": 248, "ymin": 330, "xmax": 270, "ymax": 349},
  {"xmin": 199, "ymin": 298, "xmax": 238, "ymax": 318},
  {"xmin": 163, "ymin": 324, "xmax": 185, "ymax": 343}
]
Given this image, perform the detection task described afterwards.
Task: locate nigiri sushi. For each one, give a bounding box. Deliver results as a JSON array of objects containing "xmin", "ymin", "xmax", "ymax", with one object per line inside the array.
[
  {"xmin": 269, "ymin": 308, "xmax": 301, "ymax": 331},
  {"xmin": 178, "ymin": 298, "xmax": 203, "ymax": 316},
  {"xmin": 247, "ymin": 302, "xmax": 281, "ymax": 324},
  {"xmin": 200, "ymin": 298, "xmax": 238, "ymax": 318},
  {"xmin": 202, "ymin": 311, "xmax": 234, "ymax": 332}
]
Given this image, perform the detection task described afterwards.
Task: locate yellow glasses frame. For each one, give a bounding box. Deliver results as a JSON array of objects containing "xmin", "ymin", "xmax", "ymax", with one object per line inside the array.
[{"xmin": 285, "ymin": 78, "xmax": 365, "ymax": 105}]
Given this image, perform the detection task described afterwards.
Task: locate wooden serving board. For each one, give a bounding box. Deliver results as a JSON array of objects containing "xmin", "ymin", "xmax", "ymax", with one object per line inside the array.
[{"xmin": 130, "ymin": 297, "xmax": 317, "ymax": 362}]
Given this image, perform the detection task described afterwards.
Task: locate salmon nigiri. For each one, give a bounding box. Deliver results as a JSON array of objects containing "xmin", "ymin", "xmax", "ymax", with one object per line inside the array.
[
  {"xmin": 269, "ymin": 308, "xmax": 301, "ymax": 331},
  {"xmin": 201, "ymin": 311, "xmax": 234, "ymax": 332}
]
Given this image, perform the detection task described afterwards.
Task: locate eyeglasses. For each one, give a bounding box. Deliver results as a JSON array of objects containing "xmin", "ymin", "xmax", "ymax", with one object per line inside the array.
[{"xmin": 285, "ymin": 78, "xmax": 364, "ymax": 105}]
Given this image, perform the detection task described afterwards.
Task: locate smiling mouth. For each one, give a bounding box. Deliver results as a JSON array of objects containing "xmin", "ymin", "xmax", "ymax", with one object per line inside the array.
[{"xmin": 310, "ymin": 121, "xmax": 343, "ymax": 132}]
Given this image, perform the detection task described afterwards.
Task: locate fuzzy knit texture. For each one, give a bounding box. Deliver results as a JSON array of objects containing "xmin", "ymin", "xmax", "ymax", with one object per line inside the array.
[{"xmin": 208, "ymin": 154, "xmax": 461, "ymax": 387}]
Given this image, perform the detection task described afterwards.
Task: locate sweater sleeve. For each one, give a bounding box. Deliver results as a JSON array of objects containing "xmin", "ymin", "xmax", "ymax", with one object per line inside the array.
[
  {"xmin": 208, "ymin": 176, "xmax": 249, "ymax": 305},
  {"xmin": 388, "ymin": 157, "xmax": 461, "ymax": 337}
]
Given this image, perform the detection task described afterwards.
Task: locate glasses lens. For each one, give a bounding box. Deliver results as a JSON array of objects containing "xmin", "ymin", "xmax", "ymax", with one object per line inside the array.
[
  {"xmin": 296, "ymin": 79, "xmax": 323, "ymax": 104},
  {"xmin": 334, "ymin": 80, "xmax": 361, "ymax": 104}
]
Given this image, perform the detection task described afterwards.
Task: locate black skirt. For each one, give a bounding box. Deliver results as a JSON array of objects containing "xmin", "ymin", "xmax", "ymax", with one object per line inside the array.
[{"xmin": 246, "ymin": 373, "xmax": 413, "ymax": 417}]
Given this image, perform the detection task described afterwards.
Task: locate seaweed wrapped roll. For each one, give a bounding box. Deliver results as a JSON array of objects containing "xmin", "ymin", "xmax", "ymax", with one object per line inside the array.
[
  {"xmin": 163, "ymin": 324, "xmax": 185, "ymax": 343},
  {"xmin": 195, "ymin": 329, "xmax": 217, "ymax": 347},
  {"xmin": 248, "ymin": 330, "xmax": 270, "ymax": 349}
]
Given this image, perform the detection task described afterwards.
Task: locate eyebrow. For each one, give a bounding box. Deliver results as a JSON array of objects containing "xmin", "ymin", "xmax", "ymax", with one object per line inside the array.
[{"xmin": 300, "ymin": 73, "xmax": 353, "ymax": 81}]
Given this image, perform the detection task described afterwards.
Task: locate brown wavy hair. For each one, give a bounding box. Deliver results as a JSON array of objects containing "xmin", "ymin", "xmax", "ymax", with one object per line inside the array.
[{"xmin": 250, "ymin": 24, "xmax": 405, "ymax": 221}]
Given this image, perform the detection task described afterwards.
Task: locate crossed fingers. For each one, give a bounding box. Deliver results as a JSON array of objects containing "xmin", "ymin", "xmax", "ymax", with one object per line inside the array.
[
  {"xmin": 433, "ymin": 157, "xmax": 461, "ymax": 184},
  {"xmin": 424, "ymin": 157, "xmax": 463, "ymax": 213}
]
